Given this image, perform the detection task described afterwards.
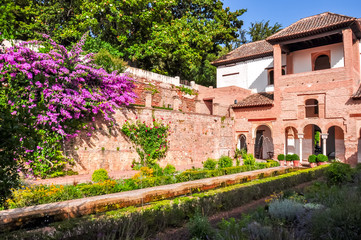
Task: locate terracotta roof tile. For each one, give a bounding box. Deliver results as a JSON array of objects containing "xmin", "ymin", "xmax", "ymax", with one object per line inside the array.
[
  {"xmin": 232, "ymin": 92, "xmax": 274, "ymax": 108},
  {"xmin": 267, "ymin": 12, "xmax": 356, "ymax": 43},
  {"xmin": 352, "ymin": 85, "xmax": 361, "ymax": 99},
  {"xmin": 212, "ymin": 40, "xmax": 273, "ymax": 66}
]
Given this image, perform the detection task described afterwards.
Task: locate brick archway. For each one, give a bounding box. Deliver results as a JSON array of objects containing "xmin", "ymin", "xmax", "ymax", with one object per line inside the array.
[
  {"xmin": 303, "ymin": 124, "xmax": 323, "ymax": 157},
  {"xmin": 254, "ymin": 125, "xmax": 274, "ymax": 160},
  {"xmin": 326, "ymin": 126, "xmax": 345, "ymax": 161}
]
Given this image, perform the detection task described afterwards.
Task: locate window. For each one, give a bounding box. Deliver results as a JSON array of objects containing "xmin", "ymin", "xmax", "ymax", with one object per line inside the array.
[
  {"xmin": 312, "ymin": 51, "xmax": 331, "ymax": 71},
  {"xmin": 268, "ymin": 69, "xmax": 285, "ymax": 85},
  {"xmin": 305, "ymin": 99, "xmax": 319, "ymax": 118}
]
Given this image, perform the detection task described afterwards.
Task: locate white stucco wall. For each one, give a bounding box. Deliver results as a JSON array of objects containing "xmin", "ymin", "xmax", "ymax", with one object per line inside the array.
[
  {"xmin": 216, "ymin": 55, "xmax": 286, "ymax": 92},
  {"xmin": 292, "ymin": 43, "xmax": 344, "ymax": 74}
]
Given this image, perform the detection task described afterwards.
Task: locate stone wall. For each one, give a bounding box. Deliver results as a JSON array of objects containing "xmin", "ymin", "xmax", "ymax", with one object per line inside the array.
[{"xmin": 65, "ymin": 107, "xmax": 235, "ymax": 174}]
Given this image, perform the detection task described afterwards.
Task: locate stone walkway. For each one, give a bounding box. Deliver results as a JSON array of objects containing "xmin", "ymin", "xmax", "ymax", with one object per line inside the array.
[
  {"xmin": 1, "ymin": 166, "xmax": 290, "ymax": 231},
  {"xmin": 26, "ymin": 162, "xmax": 204, "ymax": 185}
]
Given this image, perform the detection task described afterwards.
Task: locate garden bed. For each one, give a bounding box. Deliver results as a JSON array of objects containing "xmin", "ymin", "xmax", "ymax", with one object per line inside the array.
[
  {"xmin": 0, "ymin": 165, "xmax": 328, "ymax": 236},
  {"xmin": 0, "ymin": 166, "xmax": 290, "ymax": 232}
]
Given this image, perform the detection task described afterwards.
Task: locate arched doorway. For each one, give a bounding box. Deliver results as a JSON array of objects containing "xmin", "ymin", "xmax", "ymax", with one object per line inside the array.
[
  {"xmin": 303, "ymin": 124, "xmax": 322, "ymax": 157},
  {"xmin": 254, "ymin": 125, "xmax": 274, "ymax": 159},
  {"xmin": 326, "ymin": 126, "xmax": 345, "ymax": 160},
  {"xmin": 285, "ymin": 127, "xmax": 299, "ymax": 155},
  {"xmin": 237, "ymin": 134, "xmax": 247, "ymax": 152}
]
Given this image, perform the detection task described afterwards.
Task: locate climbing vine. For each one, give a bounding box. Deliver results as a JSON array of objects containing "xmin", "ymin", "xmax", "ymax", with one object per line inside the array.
[
  {"xmin": 0, "ymin": 33, "xmax": 136, "ymax": 179},
  {"xmin": 121, "ymin": 118, "xmax": 170, "ymax": 166}
]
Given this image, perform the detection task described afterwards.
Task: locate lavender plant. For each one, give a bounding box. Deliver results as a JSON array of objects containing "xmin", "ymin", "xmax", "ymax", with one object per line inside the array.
[{"xmin": 0, "ymin": 33, "xmax": 136, "ymax": 179}]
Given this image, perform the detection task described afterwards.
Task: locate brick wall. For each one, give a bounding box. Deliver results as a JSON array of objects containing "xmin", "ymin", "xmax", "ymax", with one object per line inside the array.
[{"xmin": 65, "ymin": 107, "xmax": 234, "ymax": 174}]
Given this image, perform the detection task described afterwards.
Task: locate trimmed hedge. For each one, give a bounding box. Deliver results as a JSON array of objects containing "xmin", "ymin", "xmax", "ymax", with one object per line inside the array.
[
  {"xmin": 277, "ymin": 154, "xmax": 285, "ymax": 160},
  {"xmin": 317, "ymin": 154, "xmax": 328, "ymax": 162},
  {"xmin": 2, "ymin": 166, "xmax": 328, "ymax": 239},
  {"xmin": 308, "ymin": 154, "xmax": 317, "ymax": 163},
  {"xmin": 4, "ymin": 162, "xmax": 279, "ymax": 209}
]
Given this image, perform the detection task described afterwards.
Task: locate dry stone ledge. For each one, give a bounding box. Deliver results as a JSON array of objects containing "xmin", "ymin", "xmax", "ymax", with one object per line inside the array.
[{"xmin": 0, "ymin": 166, "xmax": 291, "ymax": 231}]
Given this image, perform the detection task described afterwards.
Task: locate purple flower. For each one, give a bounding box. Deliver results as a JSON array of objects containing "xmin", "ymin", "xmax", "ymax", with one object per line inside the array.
[{"xmin": 11, "ymin": 111, "xmax": 17, "ymax": 115}]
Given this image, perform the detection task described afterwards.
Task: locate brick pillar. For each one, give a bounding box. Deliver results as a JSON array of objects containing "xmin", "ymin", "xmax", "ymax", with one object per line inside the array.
[
  {"xmin": 172, "ymin": 96, "xmax": 181, "ymax": 111},
  {"xmin": 342, "ymin": 28, "xmax": 354, "ymax": 80},
  {"xmin": 145, "ymin": 91, "xmax": 152, "ymax": 108},
  {"xmin": 213, "ymin": 103, "xmax": 220, "ymax": 116},
  {"xmin": 344, "ymin": 140, "xmax": 358, "ymax": 166},
  {"xmin": 273, "ymin": 44, "xmax": 282, "ymax": 114}
]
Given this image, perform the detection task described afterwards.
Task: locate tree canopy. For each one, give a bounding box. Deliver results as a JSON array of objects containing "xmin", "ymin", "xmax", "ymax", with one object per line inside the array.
[
  {"xmin": 248, "ymin": 20, "xmax": 282, "ymax": 42},
  {"xmin": 1, "ymin": 0, "xmax": 246, "ymax": 87}
]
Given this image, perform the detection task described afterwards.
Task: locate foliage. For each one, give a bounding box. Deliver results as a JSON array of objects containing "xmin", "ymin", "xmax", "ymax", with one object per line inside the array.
[
  {"xmin": 314, "ymin": 131, "xmax": 321, "ymax": 146},
  {"xmin": 121, "ymin": 118, "xmax": 169, "ymax": 166},
  {"xmin": 308, "ymin": 154, "xmax": 317, "ymax": 163},
  {"xmin": 325, "ymin": 162, "xmax": 353, "ymax": 185},
  {"xmin": 218, "ymin": 156, "xmax": 233, "ymax": 169},
  {"xmin": 93, "ymin": 49, "xmax": 127, "ymax": 74},
  {"xmin": 163, "ymin": 164, "xmax": 176, "ymax": 176},
  {"xmin": 2, "ymin": 0, "xmax": 246, "ymax": 87},
  {"xmin": 2, "ymin": 162, "xmax": 283, "ymax": 209},
  {"xmin": 316, "ymin": 154, "xmax": 328, "ymax": 162},
  {"xmin": 268, "ymin": 199, "xmax": 305, "ymax": 221},
  {"xmin": 248, "ymin": 20, "xmax": 282, "ymax": 42},
  {"xmin": 277, "ymin": 154, "xmax": 285, "ymax": 160},
  {"xmin": 176, "ymin": 85, "xmax": 197, "ymax": 96},
  {"xmin": 92, "ymin": 169, "xmax": 109, "ymax": 182},
  {"xmin": 1, "ymin": 166, "xmax": 327, "ymax": 239},
  {"xmin": 187, "ymin": 212, "xmax": 215, "ymax": 240},
  {"xmin": 285, "ymin": 154, "xmax": 293, "ymax": 161},
  {"xmin": 203, "ymin": 158, "xmax": 218, "ymax": 170},
  {"xmin": 0, "ymin": 34, "xmax": 135, "ymax": 182},
  {"xmin": 292, "ymin": 154, "xmax": 300, "ymax": 161},
  {"xmin": 243, "ymin": 153, "xmax": 256, "ymax": 165}
]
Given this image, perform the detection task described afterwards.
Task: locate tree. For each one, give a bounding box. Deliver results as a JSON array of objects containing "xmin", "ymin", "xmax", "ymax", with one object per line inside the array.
[
  {"xmin": 248, "ymin": 20, "xmax": 282, "ymax": 42},
  {"xmin": 3, "ymin": 0, "xmax": 246, "ymax": 87},
  {"xmin": 0, "ymin": 34, "xmax": 135, "ymax": 204}
]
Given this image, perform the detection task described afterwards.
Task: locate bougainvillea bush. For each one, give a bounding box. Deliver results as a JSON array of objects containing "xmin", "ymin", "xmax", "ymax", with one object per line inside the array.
[
  {"xmin": 122, "ymin": 118, "xmax": 169, "ymax": 166},
  {"xmin": 0, "ymin": 34, "xmax": 135, "ymax": 183}
]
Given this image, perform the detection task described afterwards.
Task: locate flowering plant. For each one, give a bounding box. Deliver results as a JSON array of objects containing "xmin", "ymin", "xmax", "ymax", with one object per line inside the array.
[
  {"xmin": 0, "ymin": 33, "xmax": 135, "ymax": 178},
  {"xmin": 122, "ymin": 118, "xmax": 169, "ymax": 166}
]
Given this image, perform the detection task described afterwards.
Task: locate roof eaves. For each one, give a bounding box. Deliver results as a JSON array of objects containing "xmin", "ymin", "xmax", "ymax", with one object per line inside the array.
[
  {"xmin": 211, "ymin": 51, "xmax": 273, "ymax": 67},
  {"xmin": 267, "ymin": 20, "xmax": 355, "ymax": 43}
]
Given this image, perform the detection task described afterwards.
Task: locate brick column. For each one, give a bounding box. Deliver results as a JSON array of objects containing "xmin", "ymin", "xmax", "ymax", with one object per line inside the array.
[
  {"xmin": 172, "ymin": 96, "xmax": 181, "ymax": 111},
  {"xmin": 298, "ymin": 133, "xmax": 304, "ymax": 163},
  {"xmin": 145, "ymin": 91, "xmax": 152, "ymax": 108},
  {"xmin": 273, "ymin": 44, "xmax": 282, "ymax": 114},
  {"xmin": 321, "ymin": 133, "xmax": 328, "ymax": 156},
  {"xmin": 342, "ymin": 28, "xmax": 354, "ymax": 80}
]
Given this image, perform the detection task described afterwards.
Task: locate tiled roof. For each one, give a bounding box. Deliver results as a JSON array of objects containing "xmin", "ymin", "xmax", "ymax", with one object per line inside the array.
[
  {"xmin": 352, "ymin": 85, "xmax": 361, "ymax": 99},
  {"xmin": 232, "ymin": 92, "xmax": 274, "ymax": 108},
  {"xmin": 267, "ymin": 12, "xmax": 357, "ymax": 43},
  {"xmin": 211, "ymin": 40, "xmax": 273, "ymax": 66}
]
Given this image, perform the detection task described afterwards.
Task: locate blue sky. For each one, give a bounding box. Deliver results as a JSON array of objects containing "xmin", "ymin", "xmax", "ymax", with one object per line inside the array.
[{"xmin": 223, "ymin": 0, "xmax": 361, "ymax": 33}]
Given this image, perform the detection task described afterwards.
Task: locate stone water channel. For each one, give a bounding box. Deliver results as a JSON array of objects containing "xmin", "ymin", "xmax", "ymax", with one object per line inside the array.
[{"xmin": 0, "ymin": 166, "xmax": 293, "ymax": 232}]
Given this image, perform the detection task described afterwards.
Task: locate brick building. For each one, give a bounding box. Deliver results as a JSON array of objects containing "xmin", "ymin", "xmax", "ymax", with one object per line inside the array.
[{"xmin": 212, "ymin": 12, "xmax": 361, "ymax": 164}]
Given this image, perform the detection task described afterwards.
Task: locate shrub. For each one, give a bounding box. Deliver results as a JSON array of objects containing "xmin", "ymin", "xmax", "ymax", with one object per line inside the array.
[
  {"xmin": 187, "ymin": 212, "xmax": 215, "ymax": 239},
  {"xmin": 218, "ymin": 156, "xmax": 233, "ymax": 169},
  {"xmin": 285, "ymin": 154, "xmax": 293, "ymax": 161},
  {"xmin": 277, "ymin": 154, "xmax": 285, "ymax": 160},
  {"xmin": 151, "ymin": 163, "xmax": 164, "ymax": 176},
  {"xmin": 317, "ymin": 154, "xmax": 328, "ymax": 162},
  {"xmin": 308, "ymin": 154, "xmax": 317, "ymax": 163},
  {"xmin": 268, "ymin": 199, "xmax": 305, "ymax": 221},
  {"xmin": 203, "ymin": 158, "xmax": 217, "ymax": 170},
  {"xmin": 325, "ymin": 162, "xmax": 353, "ymax": 185},
  {"xmin": 92, "ymin": 169, "xmax": 109, "ymax": 182},
  {"xmin": 163, "ymin": 164, "xmax": 176, "ymax": 176},
  {"xmin": 243, "ymin": 153, "xmax": 256, "ymax": 165},
  {"xmin": 292, "ymin": 154, "xmax": 300, "ymax": 160}
]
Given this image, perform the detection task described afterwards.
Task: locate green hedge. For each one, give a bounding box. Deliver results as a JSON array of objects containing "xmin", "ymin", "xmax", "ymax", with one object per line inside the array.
[
  {"xmin": 4, "ymin": 162, "xmax": 279, "ymax": 209},
  {"xmin": 2, "ymin": 165, "xmax": 328, "ymax": 239}
]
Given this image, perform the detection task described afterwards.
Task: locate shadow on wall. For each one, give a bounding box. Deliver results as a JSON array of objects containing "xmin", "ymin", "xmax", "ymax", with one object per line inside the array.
[
  {"xmin": 63, "ymin": 107, "xmax": 138, "ymax": 172},
  {"xmin": 249, "ymin": 62, "xmax": 273, "ymax": 92}
]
